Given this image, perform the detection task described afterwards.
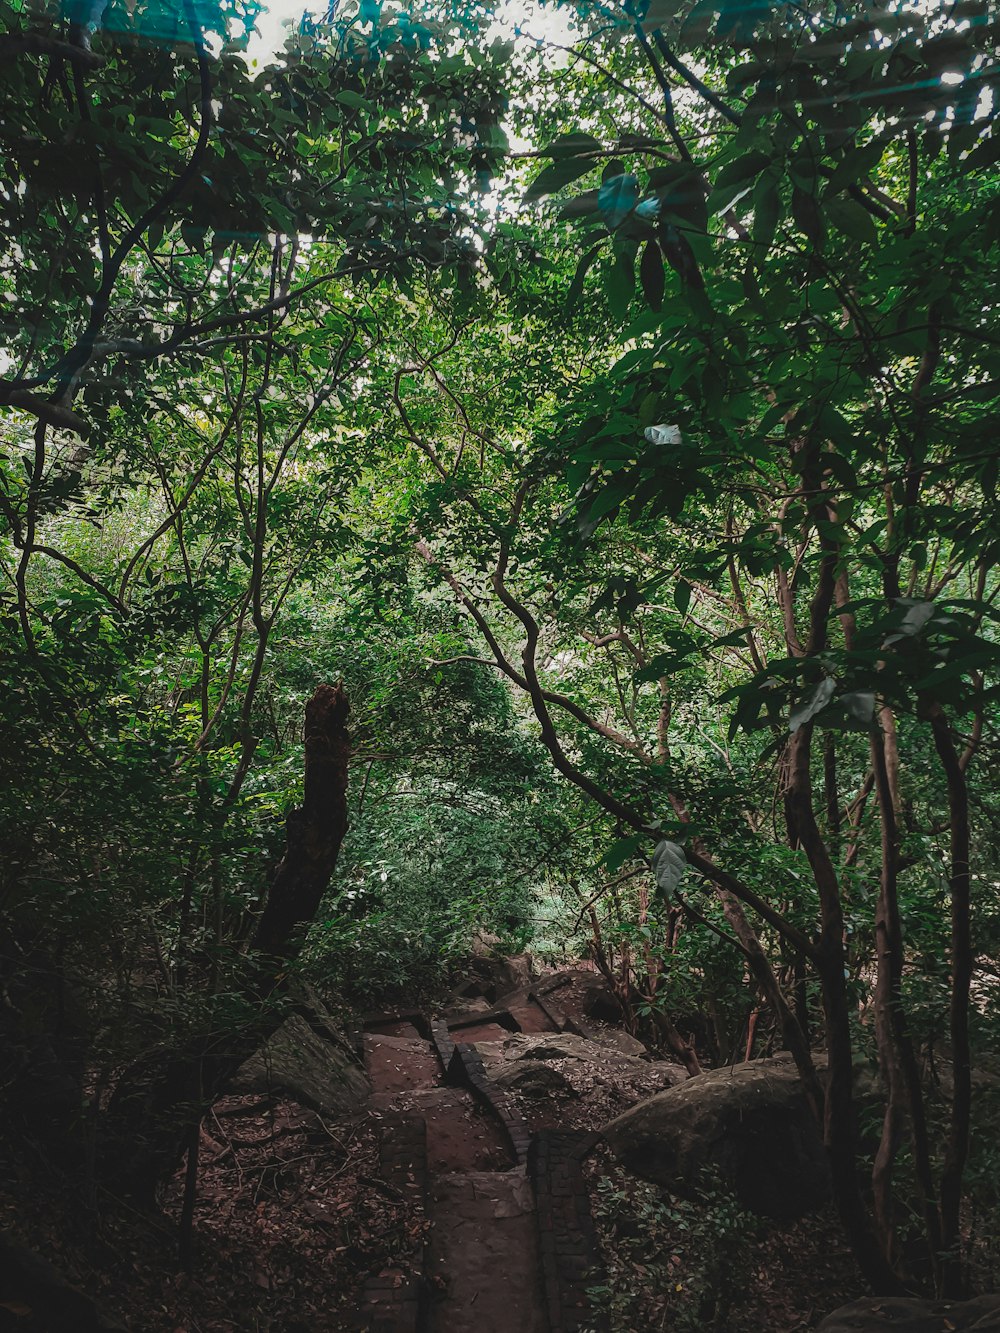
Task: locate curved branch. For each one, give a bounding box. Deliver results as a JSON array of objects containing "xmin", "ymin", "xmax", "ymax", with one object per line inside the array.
[{"xmin": 650, "ymin": 30, "xmax": 742, "ymax": 127}]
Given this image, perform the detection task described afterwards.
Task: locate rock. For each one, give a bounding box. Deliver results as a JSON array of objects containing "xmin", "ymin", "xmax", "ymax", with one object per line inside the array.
[
  {"xmin": 491, "ymin": 1062, "xmax": 573, "ymax": 1096},
  {"xmin": 463, "ymin": 951, "xmax": 536, "ymax": 1000},
  {"xmin": 817, "ymin": 1296, "xmax": 1000, "ymax": 1331},
  {"xmin": 445, "ymin": 995, "xmax": 494, "ymax": 1019},
  {"xmin": 509, "ymin": 1030, "xmax": 649, "ymax": 1063},
  {"xmin": 470, "ymin": 929, "xmax": 503, "ymax": 958},
  {"xmin": 496, "ymin": 953, "xmax": 535, "ymax": 993},
  {"xmin": 533, "ymin": 969, "xmax": 577, "ymax": 996},
  {"xmin": 450, "ymin": 976, "xmax": 496, "ymax": 1003},
  {"xmin": 515, "ymin": 1034, "xmax": 594, "ymax": 1062},
  {"xmin": 231, "ymin": 1011, "xmax": 370, "ymax": 1116},
  {"xmin": 603, "ymin": 1054, "xmax": 830, "ymax": 1220},
  {"xmin": 501, "ymin": 1031, "xmax": 676, "ymax": 1077},
  {"xmin": 575, "ymin": 1024, "xmax": 648, "ymax": 1059},
  {"xmin": 583, "ymin": 984, "xmax": 624, "ymax": 1023},
  {"xmin": 479, "ymin": 1032, "xmax": 684, "ymax": 1109}
]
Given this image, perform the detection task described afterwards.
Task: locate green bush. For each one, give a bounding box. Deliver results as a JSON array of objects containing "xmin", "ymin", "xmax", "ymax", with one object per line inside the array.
[{"xmin": 586, "ymin": 1167, "xmax": 760, "ymax": 1333}]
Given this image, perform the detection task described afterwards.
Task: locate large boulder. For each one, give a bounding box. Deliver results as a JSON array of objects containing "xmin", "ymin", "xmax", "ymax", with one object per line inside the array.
[
  {"xmin": 510, "ymin": 1032, "xmax": 647, "ymax": 1063},
  {"xmin": 603, "ymin": 1054, "xmax": 830, "ymax": 1219},
  {"xmin": 817, "ymin": 1296, "xmax": 1000, "ymax": 1331},
  {"xmin": 462, "ymin": 949, "xmax": 535, "ymax": 1000},
  {"xmin": 514, "ymin": 1034, "xmax": 600, "ymax": 1061},
  {"xmin": 491, "ymin": 1061, "xmax": 573, "ymax": 1096},
  {"xmin": 479, "ymin": 1031, "xmax": 685, "ymax": 1106},
  {"xmin": 231, "ymin": 1009, "xmax": 370, "ymax": 1116},
  {"xmin": 571, "ymin": 1023, "xmax": 648, "ymax": 1059}
]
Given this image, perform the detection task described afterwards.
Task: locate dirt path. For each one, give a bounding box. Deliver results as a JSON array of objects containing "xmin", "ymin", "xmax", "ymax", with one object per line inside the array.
[{"xmin": 361, "ymin": 999, "xmax": 557, "ymax": 1331}]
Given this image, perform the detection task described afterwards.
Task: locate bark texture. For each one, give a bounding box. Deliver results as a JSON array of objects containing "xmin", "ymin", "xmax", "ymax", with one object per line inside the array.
[{"xmin": 252, "ymin": 683, "xmax": 351, "ymax": 959}]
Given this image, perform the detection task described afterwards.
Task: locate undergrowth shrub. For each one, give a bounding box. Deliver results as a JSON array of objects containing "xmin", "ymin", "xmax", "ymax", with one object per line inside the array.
[{"xmin": 586, "ymin": 1167, "xmax": 759, "ymax": 1333}]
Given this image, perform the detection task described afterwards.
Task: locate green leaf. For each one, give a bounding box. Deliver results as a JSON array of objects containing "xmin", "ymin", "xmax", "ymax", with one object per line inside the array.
[
  {"xmin": 789, "ymin": 676, "xmax": 836, "ymax": 733},
  {"xmin": 824, "ymin": 195, "xmax": 878, "ymax": 245},
  {"xmin": 751, "ymin": 171, "xmax": 780, "ymax": 251},
  {"xmin": 180, "ymin": 222, "xmax": 205, "ymax": 250},
  {"xmin": 713, "ymin": 627, "xmax": 752, "ymax": 648},
  {"xmin": 826, "ymin": 690, "xmax": 875, "ymax": 731},
  {"xmin": 335, "ymin": 90, "xmax": 373, "ymax": 111},
  {"xmin": 707, "ymin": 179, "xmax": 756, "ymax": 216},
  {"xmin": 912, "ymin": 649, "xmax": 1000, "ymax": 691},
  {"xmin": 558, "ymin": 189, "xmax": 600, "ymax": 222},
  {"xmin": 543, "ymin": 131, "xmax": 603, "ymax": 159},
  {"xmin": 792, "ymin": 186, "xmax": 825, "ymax": 246},
  {"xmin": 652, "ymin": 840, "xmax": 686, "ymax": 896},
  {"xmin": 883, "ymin": 600, "xmax": 935, "ymax": 645},
  {"xmin": 598, "ymin": 173, "xmax": 640, "ymax": 230},
  {"xmin": 567, "ymin": 242, "xmax": 603, "ymax": 313},
  {"xmin": 961, "ymin": 132, "xmax": 1000, "ymax": 174},
  {"xmin": 824, "ymin": 141, "xmax": 886, "ymax": 194},
  {"xmin": 640, "ymin": 0, "xmax": 679, "ymax": 30},
  {"xmin": 524, "ymin": 156, "xmax": 596, "ymax": 204},
  {"xmin": 674, "ymin": 579, "xmax": 691, "ymax": 614},
  {"xmin": 604, "ymin": 832, "xmax": 645, "ymax": 872},
  {"xmin": 635, "ymin": 648, "xmax": 698, "ymax": 682},
  {"xmin": 714, "ymin": 149, "xmax": 772, "ymax": 190},
  {"xmin": 639, "ymin": 239, "xmax": 665, "ymax": 311},
  {"xmin": 604, "ymin": 251, "xmax": 635, "ymax": 320}
]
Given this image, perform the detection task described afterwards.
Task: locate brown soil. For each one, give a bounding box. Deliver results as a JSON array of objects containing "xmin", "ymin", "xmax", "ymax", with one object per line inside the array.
[{"xmin": 0, "ymin": 1094, "xmax": 418, "ymax": 1332}]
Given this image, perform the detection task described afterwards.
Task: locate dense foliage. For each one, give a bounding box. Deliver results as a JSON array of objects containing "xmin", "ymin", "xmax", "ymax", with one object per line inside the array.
[{"xmin": 2, "ymin": 0, "xmax": 1000, "ymax": 1305}]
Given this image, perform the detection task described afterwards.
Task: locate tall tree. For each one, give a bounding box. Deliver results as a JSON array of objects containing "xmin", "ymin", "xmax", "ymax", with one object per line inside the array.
[{"xmin": 384, "ymin": 0, "xmax": 1000, "ymax": 1294}]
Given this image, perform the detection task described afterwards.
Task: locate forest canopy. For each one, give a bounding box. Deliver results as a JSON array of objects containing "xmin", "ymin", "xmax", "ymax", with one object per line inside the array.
[{"xmin": 2, "ymin": 0, "xmax": 1000, "ymax": 1316}]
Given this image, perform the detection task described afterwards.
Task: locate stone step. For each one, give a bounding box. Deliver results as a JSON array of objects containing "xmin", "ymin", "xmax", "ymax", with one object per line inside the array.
[
  {"xmin": 425, "ymin": 1170, "xmax": 547, "ymax": 1333},
  {"xmin": 363, "ymin": 1032, "xmax": 442, "ymax": 1099},
  {"xmin": 377, "ymin": 1087, "xmax": 513, "ymax": 1173}
]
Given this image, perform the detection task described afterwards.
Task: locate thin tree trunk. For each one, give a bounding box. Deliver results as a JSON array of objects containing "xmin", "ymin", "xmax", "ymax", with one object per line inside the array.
[
  {"xmin": 793, "ymin": 954, "xmax": 809, "ymax": 1041},
  {"xmin": 869, "ymin": 714, "xmax": 942, "ymax": 1284},
  {"xmin": 251, "ymin": 683, "xmax": 351, "ymax": 957},
  {"xmin": 788, "ymin": 719, "xmax": 902, "ymax": 1295},
  {"xmin": 871, "ymin": 719, "xmax": 903, "ymax": 1268},
  {"xmin": 928, "ymin": 703, "xmax": 973, "ymax": 1296}
]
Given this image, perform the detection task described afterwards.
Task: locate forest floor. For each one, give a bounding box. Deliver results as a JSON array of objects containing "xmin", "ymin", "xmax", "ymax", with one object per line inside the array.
[{"xmin": 0, "ymin": 959, "xmax": 863, "ymax": 1332}]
